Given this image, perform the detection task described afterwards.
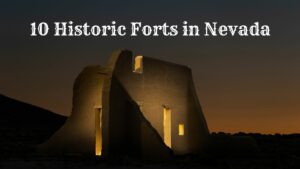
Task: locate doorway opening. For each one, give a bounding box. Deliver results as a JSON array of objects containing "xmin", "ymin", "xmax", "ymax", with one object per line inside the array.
[
  {"xmin": 95, "ymin": 108, "xmax": 102, "ymax": 156},
  {"xmin": 163, "ymin": 106, "xmax": 171, "ymax": 148}
]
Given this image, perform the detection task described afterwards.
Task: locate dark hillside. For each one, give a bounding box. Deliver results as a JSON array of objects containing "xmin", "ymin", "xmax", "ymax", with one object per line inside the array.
[{"xmin": 0, "ymin": 94, "xmax": 67, "ymax": 158}]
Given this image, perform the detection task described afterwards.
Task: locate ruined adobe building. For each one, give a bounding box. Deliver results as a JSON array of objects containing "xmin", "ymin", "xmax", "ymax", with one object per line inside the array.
[{"xmin": 39, "ymin": 50, "xmax": 210, "ymax": 159}]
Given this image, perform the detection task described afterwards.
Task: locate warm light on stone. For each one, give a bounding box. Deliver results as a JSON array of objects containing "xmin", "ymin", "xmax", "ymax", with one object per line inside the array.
[{"xmin": 38, "ymin": 50, "xmax": 209, "ymax": 159}]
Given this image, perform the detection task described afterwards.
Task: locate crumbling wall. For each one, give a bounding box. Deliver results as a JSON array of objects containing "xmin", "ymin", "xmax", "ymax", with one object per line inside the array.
[
  {"xmin": 112, "ymin": 50, "xmax": 209, "ymax": 155},
  {"xmin": 38, "ymin": 66, "xmax": 107, "ymax": 156},
  {"xmin": 38, "ymin": 49, "xmax": 209, "ymax": 158}
]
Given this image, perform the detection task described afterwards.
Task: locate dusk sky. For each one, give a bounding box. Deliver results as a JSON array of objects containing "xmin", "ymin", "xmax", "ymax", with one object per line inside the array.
[{"xmin": 1, "ymin": 0, "xmax": 299, "ymax": 134}]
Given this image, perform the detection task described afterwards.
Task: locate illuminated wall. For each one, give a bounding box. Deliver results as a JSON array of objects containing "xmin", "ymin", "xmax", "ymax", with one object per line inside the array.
[
  {"xmin": 113, "ymin": 51, "xmax": 209, "ymax": 154},
  {"xmin": 38, "ymin": 66, "xmax": 106, "ymax": 155},
  {"xmin": 38, "ymin": 50, "xmax": 209, "ymax": 158}
]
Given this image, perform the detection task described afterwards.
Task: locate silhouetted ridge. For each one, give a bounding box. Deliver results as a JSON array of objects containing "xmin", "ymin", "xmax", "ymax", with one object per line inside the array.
[{"xmin": 0, "ymin": 94, "xmax": 67, "ymax": 157}]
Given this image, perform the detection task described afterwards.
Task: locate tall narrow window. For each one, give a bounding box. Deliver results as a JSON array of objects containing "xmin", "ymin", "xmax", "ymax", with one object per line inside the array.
[
  {"xmin": 95, "ymin": 108, "xmax": 102, "ymax": 156},
  {"xmin": 178, "ymin": 123, "xmax": 184, "ymax": 136},
  {"xmin": 163, "ymin": 106, "xmax": 171, "ymax": 148},
  {"xmin": 133, "ymin": 55, "xmax": 143, "ymax": 73}
]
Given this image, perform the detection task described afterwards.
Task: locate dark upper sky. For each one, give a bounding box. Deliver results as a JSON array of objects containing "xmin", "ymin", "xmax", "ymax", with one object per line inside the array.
[{"xmin": 1, "ymin": 0, "xmax": 299, "ymax": 134}]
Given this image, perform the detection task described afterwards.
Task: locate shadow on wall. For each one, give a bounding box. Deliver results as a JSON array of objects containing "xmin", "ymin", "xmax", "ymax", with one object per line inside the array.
[{"xmin": 37, "ymin": 49, "xmax": 210, "ymax": 160}]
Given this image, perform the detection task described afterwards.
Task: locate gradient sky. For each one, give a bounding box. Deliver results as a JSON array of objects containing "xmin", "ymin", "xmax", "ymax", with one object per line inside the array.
[{"xmin": 1, "ymin": 0, "xmax": 300, "ymax": 134}]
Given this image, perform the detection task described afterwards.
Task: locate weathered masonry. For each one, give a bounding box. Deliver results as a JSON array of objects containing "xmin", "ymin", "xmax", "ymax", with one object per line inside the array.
[{"xmin": 39, "ymin": 50, "xmax": 209, "ymax": 160}]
